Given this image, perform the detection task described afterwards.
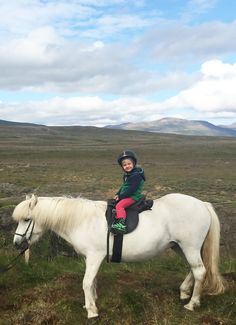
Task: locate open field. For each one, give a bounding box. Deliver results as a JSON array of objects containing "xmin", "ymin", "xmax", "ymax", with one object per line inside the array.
[{"xmin": 0, "ymin": 125, "xmax": 236, "ymax": 324}]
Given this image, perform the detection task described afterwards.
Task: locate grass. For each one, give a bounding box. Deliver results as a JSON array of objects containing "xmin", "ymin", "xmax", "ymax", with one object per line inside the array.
[
  {"xmin": 0, "ymin": 124, "xmax": 236, "ymax": 324},
  {"xmin": 0, "ymin": 252, "xmax": 235, "ymax": 325}
]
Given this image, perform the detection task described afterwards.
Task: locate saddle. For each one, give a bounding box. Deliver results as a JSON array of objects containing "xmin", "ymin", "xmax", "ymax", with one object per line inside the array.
[
  {"xmin": 106, "ymin": 197, "xmax": 153, "ymax": 234},
  {"xmin": 106, "ymin": 197, "xmax": 153, "ymax": 263}
]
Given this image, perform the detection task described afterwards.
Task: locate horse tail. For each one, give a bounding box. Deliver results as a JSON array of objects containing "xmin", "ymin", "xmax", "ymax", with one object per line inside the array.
[{"xmin": 201, "ymin": 202, "xmax": 225, "ymax": 295}]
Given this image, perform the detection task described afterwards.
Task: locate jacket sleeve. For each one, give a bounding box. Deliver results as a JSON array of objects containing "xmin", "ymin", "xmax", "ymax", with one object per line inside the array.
[{"xmin": 118, "ymin": 173, "xmax": 143, "ymax": 199}]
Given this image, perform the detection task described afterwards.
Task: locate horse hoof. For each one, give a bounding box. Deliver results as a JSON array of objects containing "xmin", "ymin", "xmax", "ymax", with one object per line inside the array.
[
  {"xmin": 88, "ymin": 312, "xmax": 99, "ymax": 319},
  {"xmin": 184, "ymin": 303, "xmax": 194, "ymax": 311}
]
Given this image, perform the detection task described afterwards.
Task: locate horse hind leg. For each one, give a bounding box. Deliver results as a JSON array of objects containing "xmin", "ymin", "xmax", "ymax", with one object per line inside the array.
[
  {"xmin": 182, "ymin": 249, "xmax": 206, "ymax": 311},
  {"xmin": 180, "ymin": 271, "xmax": 194, "ymax": 300},
  {"xmin": 171, "ymin": 244, "xmax": 194, "ymax": 300}
]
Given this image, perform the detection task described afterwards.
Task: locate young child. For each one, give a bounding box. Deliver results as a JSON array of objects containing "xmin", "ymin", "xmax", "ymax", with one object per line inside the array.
[{"xmin": 111, "ymin": 150, "xmax": 145, "ymax": 233}]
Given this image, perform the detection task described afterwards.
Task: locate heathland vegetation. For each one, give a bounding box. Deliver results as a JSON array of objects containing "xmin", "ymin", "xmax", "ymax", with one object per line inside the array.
[{"xmin": 0, "ymin": 124, "xmax": 235, "ymax": 324}]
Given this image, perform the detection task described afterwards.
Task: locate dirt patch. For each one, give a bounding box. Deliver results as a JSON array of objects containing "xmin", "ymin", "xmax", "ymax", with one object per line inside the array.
[{"xmin": 201, "ymin": 315, "xmax": 226, "ymax": 325}]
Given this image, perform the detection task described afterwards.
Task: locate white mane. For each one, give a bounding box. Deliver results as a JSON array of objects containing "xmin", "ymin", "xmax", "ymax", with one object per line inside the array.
[{"xmin": 13, "ymin": 196, "xmax": 107, "ymax": 232}]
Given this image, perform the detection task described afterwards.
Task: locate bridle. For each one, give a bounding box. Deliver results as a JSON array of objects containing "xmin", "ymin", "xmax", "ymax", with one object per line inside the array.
[{"xmin": 14, "ymin": 218, "xmax": 35, "ymax": 242}]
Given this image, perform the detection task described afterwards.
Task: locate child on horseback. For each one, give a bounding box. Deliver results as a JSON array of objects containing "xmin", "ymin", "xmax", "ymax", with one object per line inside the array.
[{"xmin": 111, "ymin": 150, "xmax": 145, "ymax": 233}]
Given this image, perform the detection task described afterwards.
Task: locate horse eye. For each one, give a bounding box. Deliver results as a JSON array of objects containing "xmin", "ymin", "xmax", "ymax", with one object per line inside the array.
[{"xmin": 24, "ymin": 218, "xmax": 30, "ymax": 222}]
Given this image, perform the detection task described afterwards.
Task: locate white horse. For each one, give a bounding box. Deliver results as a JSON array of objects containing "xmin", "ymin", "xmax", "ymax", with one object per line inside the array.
[{"xmin": 12, "ymin": 193, "xmax": 225, "ymax": 319}]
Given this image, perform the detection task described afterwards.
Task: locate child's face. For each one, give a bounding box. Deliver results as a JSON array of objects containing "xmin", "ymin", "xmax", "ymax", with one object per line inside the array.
[{"xmin": 121, "ymin": 159, "xmax": 134, "ymax": 173}]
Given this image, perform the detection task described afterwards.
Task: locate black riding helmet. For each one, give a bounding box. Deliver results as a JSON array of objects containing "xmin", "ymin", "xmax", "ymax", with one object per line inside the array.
[{"xmin": 117, "ymin": 150, "xmax": 137, "ymax": 166}]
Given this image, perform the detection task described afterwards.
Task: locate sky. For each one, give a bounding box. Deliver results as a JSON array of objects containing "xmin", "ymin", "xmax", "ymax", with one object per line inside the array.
[{"xmin": 0, "ymin": 0, "xmax": 236, "ymax": 126}]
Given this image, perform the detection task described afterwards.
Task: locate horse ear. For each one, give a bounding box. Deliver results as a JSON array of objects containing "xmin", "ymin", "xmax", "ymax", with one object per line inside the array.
[
  {"xmin": 29, "ymin": 194, "xmax": 38, "ymax": 209},
  {"xmin": 26, "ymin": 194, "xmax": 31, "ymax": 200}
]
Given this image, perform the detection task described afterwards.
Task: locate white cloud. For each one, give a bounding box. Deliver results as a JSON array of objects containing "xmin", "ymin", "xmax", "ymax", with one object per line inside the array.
[
  {"xmin": 0, "ymin": 96, "xmax": 165, "ymax": 126},
  {"xmin": 0, "ymin": 24, "xmax": 199, "ymax": 95},
  {"xmin": 0, "ymin": 27, "xmax": 62, "ymax": 68},
  {"xmin": 1, "ymin": 59, "xmax": 235, "ymax": 126},
  {"xmin": 0, "ymin": 0, "xmax": 235, "ymax": 98},
  {"xmin": 1, "ymin": 15, "xmax": 235, "ymax": 95},
  {"xmin": 0, "ymin": 60, "xmax": 236, "ymax": 125},
  {"xmin": 140, "ymin": 21, "xmax": 236, "ymax": 63},
  {"xmin": 161, "ymin": 60, "xmax": 236, "ymax": 113},
  {"xmin": 201, "ymin": 59, "xmax": 236, "ymax": 77}
]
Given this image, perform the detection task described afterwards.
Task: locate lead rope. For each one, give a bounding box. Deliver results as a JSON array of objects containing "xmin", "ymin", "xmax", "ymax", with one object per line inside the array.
[
  {"xmin": 0, "ymin": 246, "xmax": 29, "ymax": 273},
  {"xmin": 106, "ymin": 227, "xmax": 110, "ymax": 263}
]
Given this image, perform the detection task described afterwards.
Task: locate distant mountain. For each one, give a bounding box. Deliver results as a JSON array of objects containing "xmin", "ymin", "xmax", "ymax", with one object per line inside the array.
[
  {"xmin": 1, "ymin": 118, "xmax": 236, "ymax": 137},
  {"xmin": 105, "ymin": 117, "xmax": 236, "ymax": 137},
  {"xmin": 0, "ymin": 119, "xmax": 42, "ymax": 127}
]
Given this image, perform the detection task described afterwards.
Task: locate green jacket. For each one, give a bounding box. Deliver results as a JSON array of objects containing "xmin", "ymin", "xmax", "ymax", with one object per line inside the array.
[{"xmin": 117, "ymin": 167, "xmax": 145, "ymax": 201}]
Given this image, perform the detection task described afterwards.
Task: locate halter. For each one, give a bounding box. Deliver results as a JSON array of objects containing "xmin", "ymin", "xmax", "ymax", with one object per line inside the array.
[{"xmin": 14, "ymin": 218, "xmax": 35, "ymax": 242}]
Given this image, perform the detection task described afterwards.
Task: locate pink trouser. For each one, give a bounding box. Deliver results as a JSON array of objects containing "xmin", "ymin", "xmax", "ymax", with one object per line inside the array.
[{"xmin": 115, "ymin": 198, "xmax": 136, "ymax": 219}]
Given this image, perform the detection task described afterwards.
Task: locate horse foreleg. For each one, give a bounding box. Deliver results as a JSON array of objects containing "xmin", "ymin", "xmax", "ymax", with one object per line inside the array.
[
  {"xmin": 180, "ymin": 271, "xmax": 194, "ymax": 300},
  {"xmin": 92, "ymin": 277, "xmax": 98, "ymax": 301},
  {"xmin": 82, "ymin": 253, "xmax": 104, "ymax": 319},
  {"xmin": 24, "ymin": 248, "xmax": 30, "ymax": 264}
]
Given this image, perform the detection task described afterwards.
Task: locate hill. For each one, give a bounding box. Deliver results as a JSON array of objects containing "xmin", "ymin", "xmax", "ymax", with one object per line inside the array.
[
  {"xmin": 0, "ymin": 119, "xmax": 43, "ymax": 127},
  {"xmin": 105, "ymin": 117, "xmax": 236, "ymax": 137},
  {"xmin": 1, "ymin": 118, "xmax": 236, "ymax": 137}
]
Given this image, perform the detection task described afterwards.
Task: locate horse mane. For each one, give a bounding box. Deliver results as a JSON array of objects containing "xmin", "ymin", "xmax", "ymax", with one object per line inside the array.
[{"xmin": 13, "ymin": 196, "xmax": 107, "ymax": 232}]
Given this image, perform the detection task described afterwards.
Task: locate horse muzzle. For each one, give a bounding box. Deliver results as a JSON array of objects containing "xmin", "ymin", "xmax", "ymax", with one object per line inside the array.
[{"xmin": 14, "ymin": 237, "xmax": 29, "ymax": 251}]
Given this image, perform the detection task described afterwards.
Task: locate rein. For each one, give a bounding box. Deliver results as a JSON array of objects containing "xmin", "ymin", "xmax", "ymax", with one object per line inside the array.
[{"xmin": 0, "ymin": 219, "xmax": 35, "ymax": 273}]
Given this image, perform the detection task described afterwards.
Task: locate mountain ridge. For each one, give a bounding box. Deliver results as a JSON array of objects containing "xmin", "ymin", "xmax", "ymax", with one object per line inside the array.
[
  {"xmin": 105, "ymin": 117, "xmax": 236, "ymax": 137},
  {"xmin": 1, "ymin": 118, "xmax": 236, "ymax": 137}
]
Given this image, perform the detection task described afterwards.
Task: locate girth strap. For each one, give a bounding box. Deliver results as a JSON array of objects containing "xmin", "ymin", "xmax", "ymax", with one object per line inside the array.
[
  {"xmin": 111, "ymin": 234, "xmax": 123, "ymax": 263},
  {"xmin": 107, "ymin": 229, "xmax": 124, "ymax": 263}
]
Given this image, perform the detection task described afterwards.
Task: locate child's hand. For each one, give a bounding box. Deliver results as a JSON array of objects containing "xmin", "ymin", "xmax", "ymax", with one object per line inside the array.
[{"xmin": 114, "ymin": 195, "xmax": 119, "ymax": 201}]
